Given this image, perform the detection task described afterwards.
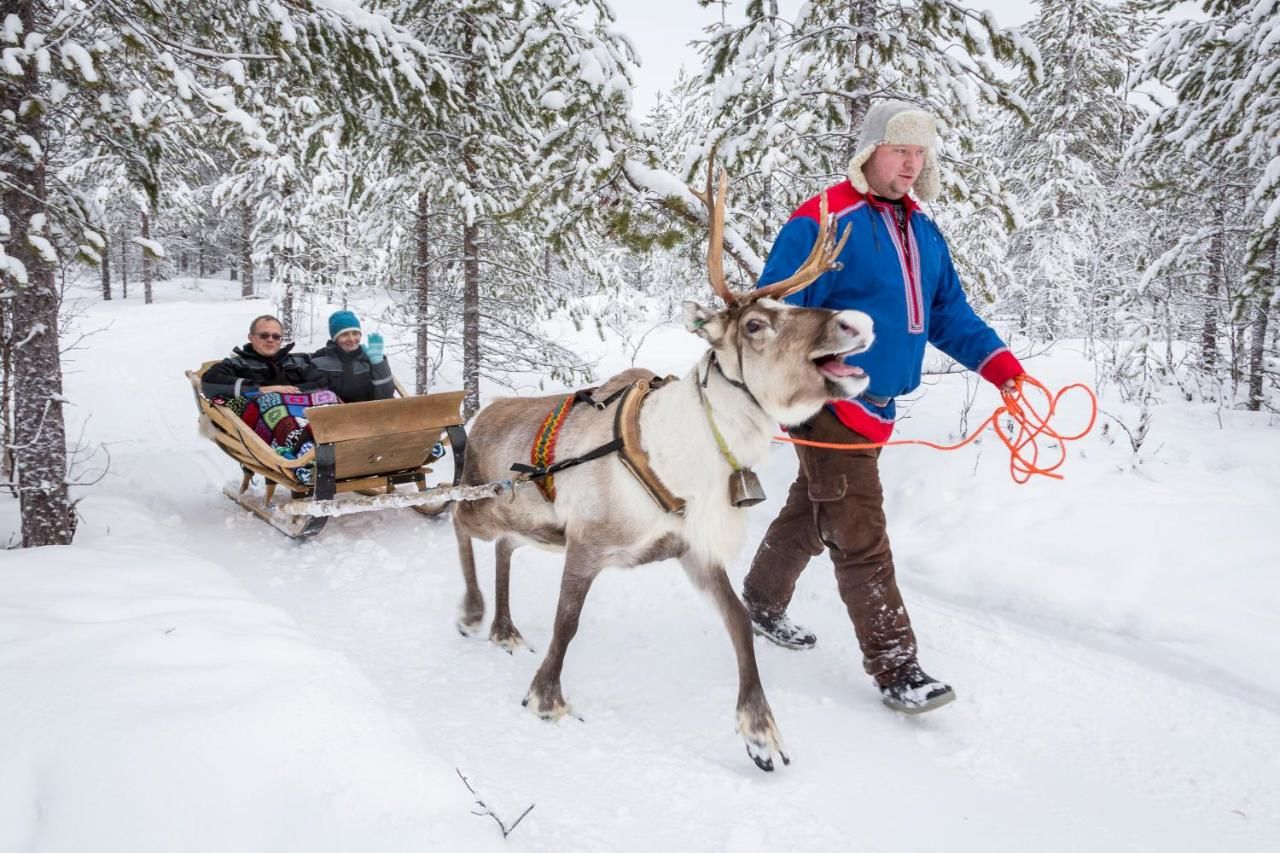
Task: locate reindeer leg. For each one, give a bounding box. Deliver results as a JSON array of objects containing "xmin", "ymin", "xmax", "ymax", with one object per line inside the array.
[
  {"xmin": 454, "ymin": 518, "xmax": 485, "ymax": 636},
  {"xmin": 489, "ymin": 536, "xmax": 529, "ymax": 653},
  {"xmin": 523, "ymin": 543, "xmax": 601, "ymax": 721},
  {"xmin": 681, "ymin": 555, "xmax": 789, "ymax": 772}
]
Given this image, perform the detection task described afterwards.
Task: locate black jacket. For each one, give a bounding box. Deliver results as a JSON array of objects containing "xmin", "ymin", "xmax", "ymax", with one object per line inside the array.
[
  {"xmin": 201, "ymin": 343, "xmax": 327, "ymax": 398},
  {"xmin": 309, "ymin": 340, "xmax": 395, "ymax": 403}
]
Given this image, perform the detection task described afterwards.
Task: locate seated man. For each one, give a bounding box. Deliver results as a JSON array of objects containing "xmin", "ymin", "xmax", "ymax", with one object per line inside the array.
[
  {"xmin": 203, "ymin": 315, "xmax": 337, "ymax": 481},
  {"xmin": 202, "ymin": 314, "xmax": 327, "ymax": 399}
]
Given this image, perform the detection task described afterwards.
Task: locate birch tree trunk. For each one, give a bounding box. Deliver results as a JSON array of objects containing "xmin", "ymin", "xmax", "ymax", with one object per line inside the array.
[
  {"xmin": 240, "ymin": 205, "xmax": 254, "ymax": 298},
  {"xmin": 1, "ymin": 297, "xmax": 12, "ymax": 482},
  {"xmin": 1202, "ymin": 198, "xmax": 1225, "ymax": 375},
  {"xmin": 141, "ymin": 209, "xmax": 154, "ymax": 304},
  {"xmin": 119, "ymin": 222, "xmax": 128, "ymax": 299},
  {"xmin": 845, "ymin": 0, "xmax": 878, "ymax": 164},
  {"xmin": 281, "ymin": 282, "xmax": 295, "ymax": 341},
  {"xmin": 100, "ymin": 235, "xmax": 111, "ymax": 300},
  {"xmin": 1246, "ymin": 298, "xmax": 1270, "ymax": 412},
  {"xmin": 414, "ymin": 189, "xmax": 431, "ymax": 395},
  {"xmin": 1, "ymin": 0, "xmax": 75, "ymax": 545},
  {"xmin": 462, "ymin": 217, "xmax": 481, "ymax": 420},
  {"xmin": 461, "ymin": 35, "xmax": 481, "ymax": 420}
]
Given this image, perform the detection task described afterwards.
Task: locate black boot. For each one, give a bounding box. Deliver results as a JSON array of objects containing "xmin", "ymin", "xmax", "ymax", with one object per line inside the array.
[
  {"xmin": 877, "ymin": 661, "xmax": 954, "ymax": 714},
  {"xmin": 749, "ymin": 609, "xmax": 817, "ymax": 650}
]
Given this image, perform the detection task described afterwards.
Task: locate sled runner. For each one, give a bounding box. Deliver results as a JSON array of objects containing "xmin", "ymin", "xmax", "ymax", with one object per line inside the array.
[{"xmin": 186, "ymin": 362, "xmax": 491, "ymax": 540}]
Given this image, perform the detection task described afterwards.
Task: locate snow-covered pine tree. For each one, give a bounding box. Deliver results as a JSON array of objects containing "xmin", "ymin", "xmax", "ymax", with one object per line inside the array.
[
  {"xmin": 0, "ymin": 0, "xmax": 443, "ymax": 546},
  {"xmin": 697, "ymin": 0, "xmax": 1041, "ymax": 257},
  {"xmin": 995, "ymin": 0, "xmax": 1147, "ymax": 343},
  {"xmin": 1130, "ymin": 0, "xmax": 1278, "ymax": 410},
  {"xmin": 372, "ymin": 0, "xmax": 642, "ymax": 417}
]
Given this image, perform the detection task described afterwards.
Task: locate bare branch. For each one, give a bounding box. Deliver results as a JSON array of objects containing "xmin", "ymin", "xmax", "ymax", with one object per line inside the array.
[{"xmin": 455, "ymin": 769, "xmax": 535, "ymax": 839}]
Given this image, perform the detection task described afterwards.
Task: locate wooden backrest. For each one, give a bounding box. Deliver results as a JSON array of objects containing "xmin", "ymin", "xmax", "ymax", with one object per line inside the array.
[{"xmin": 306, "ymin": 390, "xmax": 465, "ymax": 479}]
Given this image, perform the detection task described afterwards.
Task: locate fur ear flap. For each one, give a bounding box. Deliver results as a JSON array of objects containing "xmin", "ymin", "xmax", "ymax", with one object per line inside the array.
[{"xmin": 682, "ymin": 301, "xmax": 722, "ymax": 341}]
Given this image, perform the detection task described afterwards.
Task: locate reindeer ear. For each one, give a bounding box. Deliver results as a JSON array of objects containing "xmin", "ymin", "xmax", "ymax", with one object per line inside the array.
[{"xmin": 682, "ymin": 301, "xmax": 721, "ymax": 341}]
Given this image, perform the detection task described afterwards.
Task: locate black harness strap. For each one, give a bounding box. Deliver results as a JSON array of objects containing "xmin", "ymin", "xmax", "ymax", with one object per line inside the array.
[
  {"xmin": 574, "ymin": 383, "xmax": 630, "ymax": 411},
  {"xmin": 511, "ymin": 436, "xmax": 624, "ymax": 481},
  {"xmin": 509, "ymin": 375, "xmax": 675, "ymax": 493}
]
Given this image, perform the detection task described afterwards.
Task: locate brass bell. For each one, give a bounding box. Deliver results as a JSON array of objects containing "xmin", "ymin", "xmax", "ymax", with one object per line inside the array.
[{"xmin": 728, "ymin": 468, "xmax": 766, "ymax": 507}]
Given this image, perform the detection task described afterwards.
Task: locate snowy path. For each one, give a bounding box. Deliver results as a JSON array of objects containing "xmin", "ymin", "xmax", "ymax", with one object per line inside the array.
[{"xmin": 4, "ymin": 282, "xmax": 1277, "ymax": 852}]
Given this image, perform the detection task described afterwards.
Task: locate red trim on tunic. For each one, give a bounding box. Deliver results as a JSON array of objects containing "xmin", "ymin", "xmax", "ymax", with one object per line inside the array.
[
  {"xmin": 790, "ymin": 181, "xmax": 862, "ymax": 223},
  {"xmin": 829, "ymin": 400, "xmax": 896, "ymax": 443}
]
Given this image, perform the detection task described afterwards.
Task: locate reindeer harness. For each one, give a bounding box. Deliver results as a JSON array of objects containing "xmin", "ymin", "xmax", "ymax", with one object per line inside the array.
[{"xmin": 512, "ymin": 377, "xmax": 686, "ymax": 516}]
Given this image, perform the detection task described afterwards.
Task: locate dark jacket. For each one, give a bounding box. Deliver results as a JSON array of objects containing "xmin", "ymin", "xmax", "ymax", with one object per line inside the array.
[
  {"xmin": 201, "ymin": 343, "xmax": 327, "ymax": 398},
  {"xmin": 309, "ymin": 340, "xmax": 395, "ymax": 403}
]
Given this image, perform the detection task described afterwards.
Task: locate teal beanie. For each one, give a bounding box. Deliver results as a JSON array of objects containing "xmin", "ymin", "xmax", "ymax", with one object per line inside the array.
[{"xmin": 329, "ymin": 310, "xmax": 361, "ymax": 339}]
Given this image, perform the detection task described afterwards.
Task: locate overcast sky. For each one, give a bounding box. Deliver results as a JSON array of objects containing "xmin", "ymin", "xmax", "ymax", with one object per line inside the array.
[{"xmin": 608, "ymin": 0, "xmax": 1038, "ymax": 112}]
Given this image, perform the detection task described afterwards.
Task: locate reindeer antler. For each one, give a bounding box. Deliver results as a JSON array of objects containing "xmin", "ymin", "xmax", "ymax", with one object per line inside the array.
[
  {"xmin": 692, "ymin": 155, "xmax": 851, "ymax": 307},
  {"xmin": 690, "ymin": 158, "xmax": 737, "ymax": 307},
  {"xmin": 752, "ymin": 192, "xmax": 851, "ymax": 303}
]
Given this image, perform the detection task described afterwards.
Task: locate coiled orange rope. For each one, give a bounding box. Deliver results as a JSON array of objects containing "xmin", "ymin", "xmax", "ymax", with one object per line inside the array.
[{"xmin": 776, "ymin": 375, "xmax": 1099, "ymax": 483}]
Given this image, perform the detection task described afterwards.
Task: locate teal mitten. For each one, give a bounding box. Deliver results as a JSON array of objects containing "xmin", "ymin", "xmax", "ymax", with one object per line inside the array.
[{"xmin": 363, "ymin": 332, "xmax": 385, "ymax": 364}]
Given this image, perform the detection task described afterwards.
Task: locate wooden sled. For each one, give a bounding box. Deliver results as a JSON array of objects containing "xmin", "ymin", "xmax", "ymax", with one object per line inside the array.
[{"xmin": 187, "ymin": 362, "xmax": 470, "ymax": 540}]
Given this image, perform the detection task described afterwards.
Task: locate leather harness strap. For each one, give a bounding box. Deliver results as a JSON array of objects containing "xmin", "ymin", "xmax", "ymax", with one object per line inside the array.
[
  {"xmin": 511, "ymin": 376, "xmax": 686, "ymax": 516},
  {"xmin": 613, "ymin": 377, "xmax": 687, "ymax": 517}
]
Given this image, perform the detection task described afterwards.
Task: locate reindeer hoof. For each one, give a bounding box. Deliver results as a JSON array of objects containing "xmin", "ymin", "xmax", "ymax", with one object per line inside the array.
[
  {"xmin": 738, "ymin": 707, "xmax": 788, "ymax": 773},
  {"xmin": 489, "ymin": 626, "xmax": 530, "ymax": 655},
  {"xmin": 457, "ymin": 598, "xmax": 485, "ymax": 637},
  {"xmin": 744, "ymin": 738, "xmax": 791, "ymax": 772},
  {"xmin": 522, "ymin": 690, "xmax": 571, "ymax": 721}
]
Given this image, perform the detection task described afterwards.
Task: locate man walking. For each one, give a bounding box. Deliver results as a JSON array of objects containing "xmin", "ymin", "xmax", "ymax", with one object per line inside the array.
[{"xmin": 743, "ymin": 100, "xmax": 1024, "ymax": 714}]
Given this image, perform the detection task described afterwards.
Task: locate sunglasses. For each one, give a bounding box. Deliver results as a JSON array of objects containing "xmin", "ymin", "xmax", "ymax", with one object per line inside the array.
[{"xmin": 254, "ymin": 332, "xmax": 283, "ymax": 341}]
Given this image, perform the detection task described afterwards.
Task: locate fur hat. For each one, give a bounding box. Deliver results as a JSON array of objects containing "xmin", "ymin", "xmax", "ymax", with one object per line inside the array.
[
  {"xmin": 328, "ymin": 309, "xmax": 361, "ymax": 340},
  {"xmin": 847, "ymin": 100, "xmax": 941, "ymax": 202}
]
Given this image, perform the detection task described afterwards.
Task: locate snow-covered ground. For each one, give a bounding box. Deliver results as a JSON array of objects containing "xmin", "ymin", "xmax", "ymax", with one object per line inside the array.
[{"xmin": 3, "ymin": 277, "xmax": 1278, "ymax": 852}]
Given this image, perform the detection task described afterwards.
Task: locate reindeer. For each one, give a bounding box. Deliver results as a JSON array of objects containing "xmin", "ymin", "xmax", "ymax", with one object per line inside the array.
[{"xmin": 451, "ymin": 168, "xmax": 874, "ymax": 772}]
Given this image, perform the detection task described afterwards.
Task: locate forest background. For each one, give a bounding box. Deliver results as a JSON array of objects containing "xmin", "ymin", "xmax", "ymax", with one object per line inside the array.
[{"xmin": 1, "ymin": 0, "xmax": 1277, "ymax": 547}]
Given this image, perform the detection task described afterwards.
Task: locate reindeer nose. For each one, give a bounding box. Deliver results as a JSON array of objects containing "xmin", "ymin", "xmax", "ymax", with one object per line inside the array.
[{"xmin": 834, "ymin": 310, "xmax": 874, "ymax": 350}]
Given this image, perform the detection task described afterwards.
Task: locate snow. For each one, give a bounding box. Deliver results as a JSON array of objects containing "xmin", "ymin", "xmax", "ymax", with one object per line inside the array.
[
  {"xmin": 2, "ymin": 276, "xmax": 1279, "ymax": 852},
  {"xmin": 0, "ymin": 501, "xmax": 502, "ymax": 853},
  {"xmin": 2, "ymin": 13, "xmax": 21, "ymax": 44},
  {"xmin": 130, "ymin": 236, "xmax": 167, "ymax": 258},
  {"xmin": 16, "ymin": 133, "xmax": 40, "ymax": 159},
  {"xmin": 59, "ymin": 40, "xmax": 97, "ymax": 82},
  {"xmin": 26, "ymin": 233, "xmax": 57, "ymax": 263},
  {"xmin": 2, "ymin": 47, "xmax": 21, "ymax": 77},
  {"xmin": 221, "ymin": 58, "xmax": 246, "ymax": 85},
  {"xmin": 127, "ymin": 88, "xmax": 147, "ymax": 125},
  {"xmin": 0, "ymin": 250, "xmax": 25, "ymax": 285}
]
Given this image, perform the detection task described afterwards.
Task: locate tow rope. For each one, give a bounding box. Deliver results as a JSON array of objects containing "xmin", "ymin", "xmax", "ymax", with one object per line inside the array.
[{"xmin": 775, "ymin": 375, "xmax": 1098, "ymax": 484}]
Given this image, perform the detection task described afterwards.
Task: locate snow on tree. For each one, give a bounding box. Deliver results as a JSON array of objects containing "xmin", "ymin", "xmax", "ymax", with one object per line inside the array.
[
  {"xmin": 994, "ymin": 0, "xmax": 1148, "ymax": 343},
  {"xmin": 696, "ymin": 0, "xmax": 1041, "ymax": 257},
  {"xmin": 1, "ymin": 0, "xmax": 444, "ymax": 546},
  {"xmin": 364, "ymin": 0, "xmax": 644, "ymax": 417},
  {"xmin": 1130, "ymin": 0, "xmax": 1278, "ymax": 411}
]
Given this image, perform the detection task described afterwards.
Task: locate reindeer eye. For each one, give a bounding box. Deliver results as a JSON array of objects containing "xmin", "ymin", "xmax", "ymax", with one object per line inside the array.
[{"xmin": 744, "ymin": 318, "xmax": 766, "ymax": 335}]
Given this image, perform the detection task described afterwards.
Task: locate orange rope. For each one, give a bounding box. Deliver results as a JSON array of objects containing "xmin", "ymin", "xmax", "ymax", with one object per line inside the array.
[{"xmin": 775, "ymin": 375, "xmax": 1099, "ymax": 484}]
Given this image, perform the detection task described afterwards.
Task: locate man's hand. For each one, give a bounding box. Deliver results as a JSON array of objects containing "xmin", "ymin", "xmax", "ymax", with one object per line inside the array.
[
  {"xmin": 260, "ymin": 385, "xmax": 300, "ymax": 393},
  {"xmin": 1000, "ymin": 376, "xmax": 1024, "ymax": 393}
]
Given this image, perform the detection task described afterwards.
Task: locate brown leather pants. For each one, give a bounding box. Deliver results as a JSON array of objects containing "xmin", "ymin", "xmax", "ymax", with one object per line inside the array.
[{"xmin": 742, "ymin": 407, "xmax": 917, "ymax": 679}]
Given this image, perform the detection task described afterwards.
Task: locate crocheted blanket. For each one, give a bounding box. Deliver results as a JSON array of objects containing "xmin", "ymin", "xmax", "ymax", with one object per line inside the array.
[{"xmin": 218, "ymin": 390, "xmax": 341, "ymax": 484}]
